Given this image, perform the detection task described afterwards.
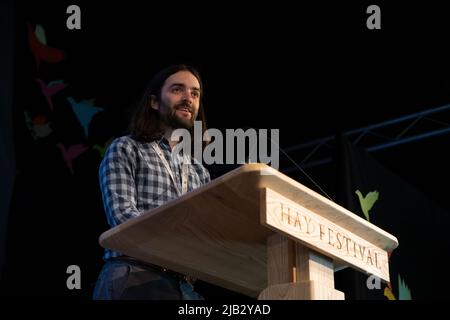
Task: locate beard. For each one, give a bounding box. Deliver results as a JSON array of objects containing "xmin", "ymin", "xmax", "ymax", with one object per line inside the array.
[{"xmin": 162, "ymin": 101, "xmax": 196, "ymax": 130}]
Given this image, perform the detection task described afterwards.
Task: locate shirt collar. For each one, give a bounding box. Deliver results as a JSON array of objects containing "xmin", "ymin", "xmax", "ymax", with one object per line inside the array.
[
  {"xmin": 156, "ymin": 137, "xmax": 186, "ymax": 157},
  {"xmin": 156, "ymin": 137, "xmax": 171, "ymax": 150}
]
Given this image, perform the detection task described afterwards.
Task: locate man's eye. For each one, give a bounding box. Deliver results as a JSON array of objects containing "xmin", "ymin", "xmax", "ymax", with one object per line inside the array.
[
  {"xmin": 192, "ymin": 91, "xmax": 200, "ymax": 98},
  {"xmin": 172, "ymin": 87, "xmax": 181, "ymax": 93}
]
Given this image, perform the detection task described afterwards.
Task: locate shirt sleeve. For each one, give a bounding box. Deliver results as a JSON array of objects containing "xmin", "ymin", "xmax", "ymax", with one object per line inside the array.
[
  {"xmin": 99, "ymin": 137, "xmax": 141, "ymax": 227},
  {"xmin": 203, "ymin": 166, "xmax": 211, "ymax": 184}
]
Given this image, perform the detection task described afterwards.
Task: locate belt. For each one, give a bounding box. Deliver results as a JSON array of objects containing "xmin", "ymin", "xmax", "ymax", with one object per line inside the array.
[{"xmin": 110, "ymin": 256, "xmax": 195, "ymax": 284}]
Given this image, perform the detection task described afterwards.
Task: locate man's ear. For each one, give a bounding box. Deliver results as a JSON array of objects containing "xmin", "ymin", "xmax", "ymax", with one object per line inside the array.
[{"xmin": 150, "ymin": 95, "xmax": 159, "ymax": 110}]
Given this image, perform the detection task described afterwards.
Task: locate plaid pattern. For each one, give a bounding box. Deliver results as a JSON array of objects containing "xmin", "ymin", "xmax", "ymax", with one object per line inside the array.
[{"xmin": 99, "ymin": 135, "xmax": 211, "ymax": 260}]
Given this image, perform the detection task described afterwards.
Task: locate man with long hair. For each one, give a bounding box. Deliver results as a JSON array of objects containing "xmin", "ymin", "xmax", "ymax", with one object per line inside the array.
[{"xmin": 93, "ymin": 65, "xmax": 210, "ymax": 299}]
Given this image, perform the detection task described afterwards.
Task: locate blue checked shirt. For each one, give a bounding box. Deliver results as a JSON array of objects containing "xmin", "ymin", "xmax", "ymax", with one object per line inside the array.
[{"xmin": 99, "ymin": 135, "xmax": 211, "ymax": 260}]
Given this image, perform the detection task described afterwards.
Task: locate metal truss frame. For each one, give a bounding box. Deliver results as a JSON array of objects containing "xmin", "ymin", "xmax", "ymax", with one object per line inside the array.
[{"xmin": 282, "ymin": 104, "xmax": 450, "ymax": 173}]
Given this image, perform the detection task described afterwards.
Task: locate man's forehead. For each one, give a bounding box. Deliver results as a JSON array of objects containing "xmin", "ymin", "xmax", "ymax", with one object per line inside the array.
[{"xmin": 164, "ymin": 71, "xmax": 200, "ymax": 88}]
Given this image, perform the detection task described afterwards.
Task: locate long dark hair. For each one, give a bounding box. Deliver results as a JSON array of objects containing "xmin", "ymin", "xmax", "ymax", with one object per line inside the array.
[{"xmin": 129, "ymin": 64, "xmax": 208, "ymax": 143}]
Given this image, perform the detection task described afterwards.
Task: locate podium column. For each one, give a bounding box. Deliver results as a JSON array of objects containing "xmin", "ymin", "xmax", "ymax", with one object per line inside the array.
[{"xmin": 258, "ymin": 234, "xmax": 345, "ymax": 300}]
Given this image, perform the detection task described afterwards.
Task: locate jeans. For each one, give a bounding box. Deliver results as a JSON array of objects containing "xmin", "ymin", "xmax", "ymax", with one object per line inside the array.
[{"xmin": 93, "ymin": 259, "xmax": 204, "ymax": 300}]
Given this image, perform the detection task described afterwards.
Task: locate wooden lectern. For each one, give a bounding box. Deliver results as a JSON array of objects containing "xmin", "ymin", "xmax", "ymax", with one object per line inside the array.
[{"xmin": 100, "ymin": 163, "xmax": 398, "ymax": 300}]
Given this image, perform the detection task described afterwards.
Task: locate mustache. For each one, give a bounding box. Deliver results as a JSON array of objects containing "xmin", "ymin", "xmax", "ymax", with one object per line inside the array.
[{"xmin": 175, "ymin": 102, "xmax": 193, "ymax": 113}]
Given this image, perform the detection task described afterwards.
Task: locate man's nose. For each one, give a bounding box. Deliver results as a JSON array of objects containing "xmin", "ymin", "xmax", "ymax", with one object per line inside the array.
[{"xmin": 182, "ymin": 92, "xmax": 193, "ymax": 104}]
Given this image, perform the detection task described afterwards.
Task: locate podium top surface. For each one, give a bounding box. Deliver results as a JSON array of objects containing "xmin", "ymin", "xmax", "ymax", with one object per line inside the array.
[{"xmin": 100, "ymin": 163, "xmax": 398, "ymax": 297}]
